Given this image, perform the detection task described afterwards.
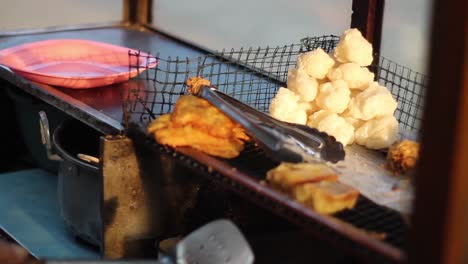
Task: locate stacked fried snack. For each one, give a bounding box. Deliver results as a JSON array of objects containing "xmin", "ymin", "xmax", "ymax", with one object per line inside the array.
[
  {"xmin": 266, "ymin": 162, "xmax": 359, "ymax": 215},
  {"xmin": 147, "ymin": 78, "xmax": 249, "ymax": 159},
  {"xmin": 270, "ymin": 28, "xmax": 399, "ymax": 149}
]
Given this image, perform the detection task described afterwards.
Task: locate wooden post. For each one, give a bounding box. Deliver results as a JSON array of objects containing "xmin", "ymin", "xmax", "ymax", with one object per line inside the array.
[
  {"xmin": 351, "ymin": 0, "xmax": 385, "ymax": 56},
  {"xmin": 123, "ymin": 0, "xmax": 153, "ymax": 25},
  {"xmin": 408, "ymin": 0, "xmax": 468, "ymax": 263}
]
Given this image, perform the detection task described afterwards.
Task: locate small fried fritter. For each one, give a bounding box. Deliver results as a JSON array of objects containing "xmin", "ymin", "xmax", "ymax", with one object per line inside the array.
[
  {"xmin": 186, "ymin": 76, "xmax": 211, "ymax": 95},
  {"xmin": 266, "ymin": 162, "xmax": 359, "ymax": 215},
  {"xmin": 266, "ymin": 162, "xmax": 338, "ymax": 193},
  {"xmin": 386, "ymin": 140, "xmax": 420, "ymax": 175}
]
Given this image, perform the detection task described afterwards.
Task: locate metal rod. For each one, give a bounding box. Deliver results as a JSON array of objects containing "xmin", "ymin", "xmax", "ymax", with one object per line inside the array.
[{"xmin": 351, "ymin": 0, "xmax": 385, "ymax": 57}]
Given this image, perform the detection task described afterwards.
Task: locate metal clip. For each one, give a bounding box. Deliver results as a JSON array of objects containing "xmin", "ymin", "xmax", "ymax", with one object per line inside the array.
[{"xmin": 39, "ymin": 111, "xmax": 62, "ymax": 161}]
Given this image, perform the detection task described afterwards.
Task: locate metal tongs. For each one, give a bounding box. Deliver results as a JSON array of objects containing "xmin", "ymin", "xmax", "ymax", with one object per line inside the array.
[{"xmin": 192, "ymin": 85, "xmax": 345, "ymax": 163}]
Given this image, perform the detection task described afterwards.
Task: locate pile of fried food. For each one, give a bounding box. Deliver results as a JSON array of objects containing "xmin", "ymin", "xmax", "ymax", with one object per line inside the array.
[
  {"xmin": 270, "ymin": 28, "xmax": 399, "ymax": 149},
  {"xmin": 147, "ymin": 78, "xmax": 249, "ymax": 159},
  {"xmin": 266, "ymin": 162, "xmax": 359, "ymax": 215}
]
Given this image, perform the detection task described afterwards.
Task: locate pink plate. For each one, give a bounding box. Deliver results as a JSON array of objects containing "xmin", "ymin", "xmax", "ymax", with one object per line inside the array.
[{"xmin": 0, "ymin": 39, "xmax": 157, "ymax": 89}]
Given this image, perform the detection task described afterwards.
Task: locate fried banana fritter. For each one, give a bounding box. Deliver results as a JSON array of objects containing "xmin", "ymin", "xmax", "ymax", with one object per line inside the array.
[
  {"xmin": 171, "ymin": 95, "xmax": 243, "ymax": 139},
  {"xmin": 147, "ymin": 94, "xmax": 249, "ymax": 159}
]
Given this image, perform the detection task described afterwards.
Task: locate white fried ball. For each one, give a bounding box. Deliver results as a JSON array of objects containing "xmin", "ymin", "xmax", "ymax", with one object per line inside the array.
[
  {"xmin": 269, "ymin": 87, "xmax": 308, "ymax": 125},
  {"xmin": 287, "ymin": 68, "xmax": 318, "ymax": 102},
  {"xmin": 307, "ymin": 110, "xmax": 355, "ymax": 146},
  {"xmin": 327, "ymin": 63, "xmax": 375, "ymax": 90},
  {"xmin": 307, "ymin": 110, "xmax": 333, "ymax": 127},
  {"xmin": 334, "ymin": 28, "xmax": 373, "ymax": 66},
  {"xmin": 296, "ymin": 48, "xmax": 335, "ymax": 79},
  {"xmin": 315, "ymin": 80, "xmax": 351, "ymax": 114},
  {"xmin": 350, "ymin": 89, "xmax": 361, "ymax": 98},
  {"xmin": 343, "ymin": 116, "xmax": 365, "ymax": 129},
  {"xmin": 298, "ymin": 100, "xmax": 319, "ymax": 115},
  {"xmin": 347, "ymin": 83, "xmax": 398, "ymax": 120},
  {"xmin": 355, "ymin": 115, "xmax": 400, "ymax": 149}
]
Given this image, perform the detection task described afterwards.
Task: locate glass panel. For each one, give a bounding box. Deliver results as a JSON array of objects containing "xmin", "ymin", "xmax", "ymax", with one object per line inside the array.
[
  {"xmin": 153, "ymin": 0, "xmax": 352, "ymax": 50},
  {"xmin": 381, "ymin": 0, "xmax": 431, "ymax": 73},
  {"xmin": 153, "ymin": 0, "xmax": 430, "ymax": 73},
  {"xmin": 0, "ymin": 0, "xmax": 122, "ymax": 31}
]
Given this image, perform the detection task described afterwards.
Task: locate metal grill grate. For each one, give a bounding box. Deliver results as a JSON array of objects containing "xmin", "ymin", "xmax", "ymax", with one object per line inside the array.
[
  {"xmin": 124, "ymin": 35, "xmax": 427, "ymax": 262},
  {"xmin": 214, "ymin": 142, "xmax": 408, "ymax": 249}
]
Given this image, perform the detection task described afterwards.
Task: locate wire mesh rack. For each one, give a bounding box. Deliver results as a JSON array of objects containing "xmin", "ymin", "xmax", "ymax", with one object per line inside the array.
[
  {"xmin": 123, "ymin": 35, "xmax": 428, "ymax": 263},
  {"xmin": 125, "ymin": 35, "xmax": 426, "ymax": 131}
]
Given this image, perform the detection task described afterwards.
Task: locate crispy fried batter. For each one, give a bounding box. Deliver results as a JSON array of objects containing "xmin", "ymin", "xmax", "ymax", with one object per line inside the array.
[
  {"xmin": 147, "ymin": 114, "xmax": 171, "ymax": 134},
  {"xmin": 154, "ymin": 123, "xmax": 244, "ymax": 158},
  {"xmin": 292, "ymin": 181, "xmax": 359, "ymax": 215},
  {"xmin": 386, "ymin": 140, "xmax": 420, "ymax": 175},
  {"xmin": 266, "ymin": 162, "xmax": 359, "ymax": 215},
  {"xmin": 266, "ymin": 162, "xmax": 338, "ymax": 193},
  {"xmin": 171, "ymin": 95, "xmax": 241, "ymax": 139},
  {"xmin": 186, "ymin": 76, "xmax": 211, "ymax": 95},
  {"xmin": 147, "ymin": 94, "xmax": 249, "ymax": 159}
]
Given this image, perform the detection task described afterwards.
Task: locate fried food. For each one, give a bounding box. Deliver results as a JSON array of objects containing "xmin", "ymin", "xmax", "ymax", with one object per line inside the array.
[
  {"xmin": 186, "ymin": 76, "xmax": 211, "ymax": 95},
  {"xmin": 171, "ymin": 95, "xmax": 248, "ymax": 139},
  {"xmin": 266, "ymin": 162, "xmax": 338, "ymax": 193},
  {"xmin": 266, "ymin": 162, "xmax": 359, "ymax": 215},
  {"xmin": 147, "ymin": 94, "xmax": 249, "ymax": 159},
  {"xmin": 293, "ymin": 181, "xmax": 359, "ymax": 215},
  {"xmin": 274, "ymin": 28, "xmax": 399, "ymax": 150},
  {"xmin": 386, "ymin": 140, "xmax": 420, "ymax": 175}
]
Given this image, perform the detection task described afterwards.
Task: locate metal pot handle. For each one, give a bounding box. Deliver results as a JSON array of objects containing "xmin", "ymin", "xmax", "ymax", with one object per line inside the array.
[{"xmin": 39, "ymin": 111, "xmax": 63, "ymax": 161}]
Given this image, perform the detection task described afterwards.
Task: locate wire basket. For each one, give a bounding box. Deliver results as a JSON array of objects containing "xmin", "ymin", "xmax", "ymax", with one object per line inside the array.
[
  {"xmin": 124, "ymin": 35, "xmax": 428, "ymax": 263},
  {"xmin": 125, "ymin": 35, "xmax": 426, "ymax": 131}
]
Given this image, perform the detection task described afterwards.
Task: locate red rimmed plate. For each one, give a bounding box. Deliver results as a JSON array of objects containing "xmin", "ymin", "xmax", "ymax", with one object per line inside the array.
[{"xmin": 0, "ymin": 39, "xmax": 157, "ymax": 89}]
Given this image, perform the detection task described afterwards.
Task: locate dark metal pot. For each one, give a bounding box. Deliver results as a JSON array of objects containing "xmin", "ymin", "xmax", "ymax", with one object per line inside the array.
[{"xmin": 51, "ymin": 119, "xmax": 103, "ymax": 248}]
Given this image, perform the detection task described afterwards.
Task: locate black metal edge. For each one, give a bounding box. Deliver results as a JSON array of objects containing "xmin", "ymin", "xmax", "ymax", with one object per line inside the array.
[
  {"xmin": 0, "ymin": 67, "xmax": 123, "ymax": 135},
  {"xmin": 0, "ymin": 22, "xmax": 125, "ymax": 37}
]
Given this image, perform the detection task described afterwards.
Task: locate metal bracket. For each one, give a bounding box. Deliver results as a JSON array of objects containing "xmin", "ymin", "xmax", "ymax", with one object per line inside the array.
[{"xmin": 39, "ymin": 111, "xmax": 63, "ymax": 161}]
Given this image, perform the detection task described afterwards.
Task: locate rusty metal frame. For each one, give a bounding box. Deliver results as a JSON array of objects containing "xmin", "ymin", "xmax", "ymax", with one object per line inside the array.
[
  {"xmin": 101, "ymin": 135, "xmax": 161, "ymax": 258},
  {"xmin": 100, "ymin": 135, "xmax": 201, "ymax": 258}
]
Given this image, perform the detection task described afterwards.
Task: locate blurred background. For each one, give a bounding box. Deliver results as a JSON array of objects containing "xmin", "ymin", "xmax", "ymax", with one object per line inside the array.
[{"xmin": 0, "ymin": 0, "xmax": 431, "ymax": 73}]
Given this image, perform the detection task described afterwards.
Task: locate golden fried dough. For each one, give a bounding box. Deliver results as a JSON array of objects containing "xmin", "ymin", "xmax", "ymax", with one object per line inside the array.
[
  {"xmin": 154, "ymin": 123, "xmax": 244, "ymax": 158},
  {"xmin": 266, "ymin": 162, "xmax": 338, "ymax": 193},
  {"xmin": 186, "ymin": 76, "xmax": 211, "ymax": 95},
  {"xmin": 292, "ymin": 181, "xmax": 359, "ymax": 215},
  {"xmin": 147, "ymin": 114, "xmax": 171, "ymax": 134},
  {"xmin": 147, "ymin": 94, "xmax": 249, "ymax": 159},
  {"xmin": 266, "ymin": 162, "xmax": 359, "ymax": 215},
  {"xmin": 171, "ymin": 95, "xmax": 240, "ymax": 139},
  {"xmin": 386, "ymin": 140, "xmax": 420, "ymax": 175}
]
